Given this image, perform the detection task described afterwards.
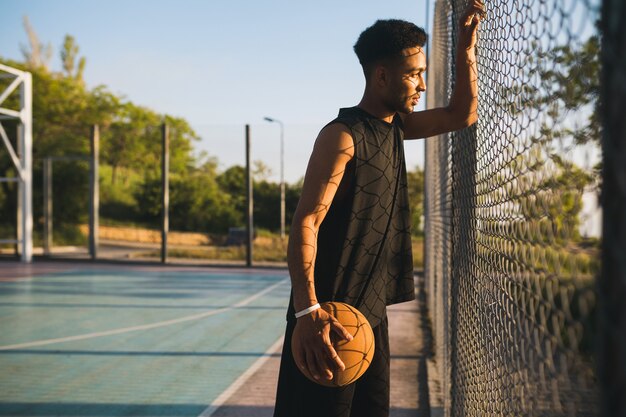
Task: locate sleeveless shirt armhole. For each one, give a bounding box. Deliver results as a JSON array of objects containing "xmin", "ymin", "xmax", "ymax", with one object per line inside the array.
[
  {"xmin": 321, "ymin": 120, "xmax": 357, "ymax": 200},
  {"xmin": 394, "ymin": 113, "xmax": 405, "ymax": 129},
  {"xmin": 321, "ymin": 119, "xmax": 358, "ymax": 170},
  {"xmin": 322, "ymin": 120, "xmax": 357, "ymax": 149}
]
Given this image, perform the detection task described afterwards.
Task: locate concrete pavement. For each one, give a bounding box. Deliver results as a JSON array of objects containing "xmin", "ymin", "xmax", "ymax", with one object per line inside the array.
[{"xmin": 211, "ymin": 276, "xmax": 433, "ymax": 417}]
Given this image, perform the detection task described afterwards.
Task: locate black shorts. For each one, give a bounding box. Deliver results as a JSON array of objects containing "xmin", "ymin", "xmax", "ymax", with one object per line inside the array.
[{"xmin": 273, "ymin": 314, "xmax": 390, "ymax": 417}]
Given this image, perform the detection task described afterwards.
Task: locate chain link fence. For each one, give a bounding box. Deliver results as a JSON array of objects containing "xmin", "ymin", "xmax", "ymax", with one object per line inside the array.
[{"xmin": 424, "ymin": 0, "xmax": 604, "ymax": 415}]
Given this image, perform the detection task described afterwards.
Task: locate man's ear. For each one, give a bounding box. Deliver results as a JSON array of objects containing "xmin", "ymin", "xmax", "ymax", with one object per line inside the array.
[{"xmin": 374, "ymin": 65, "xmax": 388, "ymax": 88}]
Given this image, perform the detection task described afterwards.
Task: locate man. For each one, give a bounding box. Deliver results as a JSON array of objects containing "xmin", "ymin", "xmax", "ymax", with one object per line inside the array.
[{"xmin": 274, "ymin": 2, "xmax": 485, "ymax": 416}]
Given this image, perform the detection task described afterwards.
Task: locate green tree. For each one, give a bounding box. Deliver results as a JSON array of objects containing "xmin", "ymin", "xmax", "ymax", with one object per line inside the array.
[
  {"xmin": 522, "ymin": 36, "xmax": 600, "ymax": 148},
  {"xmin": 285, "ymin": 180, "xmax": 303, "ymax": 232},
  {"xmin": 163, "ymin": 114, "xmax": 198, "ymax": 174},
  {"xmin": 495, "ymin": 35, "xmax": 601, "ymax": 247},
  {"xmin": 253, "ymin": 180, "xmax": 280, "ymax": 231},
  {"xmin": 60, "ymin": 35, "xmax": 86, "ymax": 81},
  {"xmin": 103, "ymin": 103, "xmax": 159, "ymax": 184},
  {"xmin": 20, "ymin": 16, "xmax": 52, "ymax": 71},
  {"xmin": 407, "ymin": 166, "xmax": 424, "ymax": 235},
  {"xmin": 252, "ymin": 160, "xmax": 273, "ymax": 181},
  {"xmin": 101, "ymin": 103, "xmax": 198, "ymax": 184},
  {"xmin": 0, "ymin": 57, "xmax": 120, "ymax": 242},
  {"xmin": 216, "ymin": 165, "xmax": 246, "ymax": 220},
  {"xmin": 134, "ymin": 160, "xmax": 240, "ymax": 234},
  {"xmin": 1, "ymin": 23, "xmax": 199, "ymax": 243}
]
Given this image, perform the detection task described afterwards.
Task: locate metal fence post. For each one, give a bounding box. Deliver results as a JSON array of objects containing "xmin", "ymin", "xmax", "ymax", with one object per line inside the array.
[
  {"xmin": 246, "ymin": 124, "xmax": 253, "ymax": 267},
  {"xmin": 43, "ymin": 158, "xmax": 52, "ymax": 255},
  {"xmin": 161, "ymin": 123, "xmax": 169, "ymax": 264},
  {"xmin": 20, "ymin": 72, "xmax": 32, "ymax": 262},
  {"xmin": 89, "ymin": 125, "xmax": 99, "ymax": 259},
  {"xmin": 15, "ymin": 124, "xmax": 23, "ymax": 257},
  {"xmin": 599, "ymin": 0, "xmax": 626, "ymax": 415}
]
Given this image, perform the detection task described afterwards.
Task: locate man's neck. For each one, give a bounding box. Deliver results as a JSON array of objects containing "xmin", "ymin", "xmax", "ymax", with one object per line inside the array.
[{"xmin": 357, "ymin": 94, "xmax": 396, "ymax": 123}]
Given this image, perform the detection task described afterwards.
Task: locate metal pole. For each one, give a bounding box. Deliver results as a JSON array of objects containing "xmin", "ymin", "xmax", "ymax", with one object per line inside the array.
[
  {"xmin": 245, "ymin": 124, "xmax": 253, "ymax": 267},
  {"xmin": 43, "ymin": 158, "xmax": 52, "ymax": 255},
  {"xmin": 161, "ymin": 123, "xmax": 169, "ymax": 264},
  {"xmin": 15, "ymin": 123, "xmax": 22, "ymax": 257},
  {"xmin": 263, "ymin": 117, "xmax": 286, "ymax": 238},
  {"xmin": 599, "ymin": 0, "xmax": 626, "ymax": 415},
  {"xmin": 280, "ymin": 121, "xmax": 285, "ymax": 239},
  {"xmin": 20, "ymin": 72, "xmax": 32, "ymax": 262},
  {"xmin": 89, "ymin": 125, "xmax": 99, "ymax": 259},
  {"xmin": 423, "ymin": 0, "xmax": 431, "ymax": 274},
  {"xmin": 424, "ymin": 0, "xmax": 430, "ymax": 110}
]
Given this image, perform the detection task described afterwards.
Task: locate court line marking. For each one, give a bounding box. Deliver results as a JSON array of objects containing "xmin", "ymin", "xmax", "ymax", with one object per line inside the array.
[
  {"xmin": 198, "ymin": 335, "xmax": 284, "ymax": 417},
  {"xmin": 0, "ymin": 277, "xmax": 32, "ymax": 282},
  {"xmin": 0, "ymin": 278, "xmax": 289, "ymax": 351}
]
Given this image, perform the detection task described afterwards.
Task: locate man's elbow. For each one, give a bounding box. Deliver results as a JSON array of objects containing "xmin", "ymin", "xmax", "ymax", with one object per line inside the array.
[
  {"xmin": 462, "ymin": 111, "xmax": 478, "ymax": 128},
  {"xmin": 450, "ymin": 108, "xmax": 478, "ymax": 130},
  {"xmin": 290, "ymin": 211, "xmax": 322, "ymax": 235},
  {"xmin": 446, "ymin": 104, "xmax": 478, "ymax": 131}
]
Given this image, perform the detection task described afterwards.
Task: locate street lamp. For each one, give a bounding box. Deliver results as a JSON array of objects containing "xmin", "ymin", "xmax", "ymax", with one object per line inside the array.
[{"xmin": 263, "ymin": 116, "xmax": 285, "ymax": 239}]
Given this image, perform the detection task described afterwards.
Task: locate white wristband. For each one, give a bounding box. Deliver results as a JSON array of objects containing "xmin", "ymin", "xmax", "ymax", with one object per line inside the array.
[{"xmin": 295, "ymin": 303, "xmax": 321, "ymax": 319}]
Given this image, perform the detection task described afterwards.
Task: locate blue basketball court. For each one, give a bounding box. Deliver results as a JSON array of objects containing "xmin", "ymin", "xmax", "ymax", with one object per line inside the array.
[{"xmin": 0, "ymin": 262, "xmax": 291, "ymax": 417}]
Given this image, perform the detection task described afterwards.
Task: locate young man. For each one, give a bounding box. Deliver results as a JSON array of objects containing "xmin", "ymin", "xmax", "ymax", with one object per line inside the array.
[{"xmin": 274, "ymin": 2, "xmax": 485, "ymax": 416}]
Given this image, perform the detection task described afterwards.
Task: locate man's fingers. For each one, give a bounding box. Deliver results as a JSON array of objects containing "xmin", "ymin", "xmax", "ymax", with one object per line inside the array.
[
  {"xmin": 295, "ymin": 345, "xmax": 313, "ymax": 379},
  {"xmin": 313, "ymin": 347, "xmax": 334, "ymax": 380},
  {"xmin": 465, "ymin": 8, "xmax": 484, "ymax": 23},
  {"xmin": 324, "ymin": 342, "xmax": 346, "ymax": 371},
  {"xmin": 463, "ymin": 1, "xmax": 486, "ymax": 22},
  {"xmin": 470, "ymin": 1, "xmax": 486, "ymax": 19},
  {"xmin": 292, "ymin": 311, "xmax": 356, "ymax": 382},
  {"xmin": 304, "ymin": 347, "xmax": 322, "ymax": 380},
  {"xmin": 293, "ymin": 345, "xmax": 305, "ymax": 370},
  {"xmin": 331, "ymin": 320, "xmax": 354, "ymax": 342}
]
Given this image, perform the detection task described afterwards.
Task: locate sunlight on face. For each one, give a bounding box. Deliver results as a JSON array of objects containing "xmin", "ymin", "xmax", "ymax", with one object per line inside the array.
[{"xmin": 389, "ymin": 47, "xmax": 427, "ymax": 114}]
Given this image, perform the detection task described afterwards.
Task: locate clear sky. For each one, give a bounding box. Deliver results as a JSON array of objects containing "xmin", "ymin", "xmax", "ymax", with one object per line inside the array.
[{"xmin": 0, "ymin": 0, "xmax": 431, "ymax": 183}]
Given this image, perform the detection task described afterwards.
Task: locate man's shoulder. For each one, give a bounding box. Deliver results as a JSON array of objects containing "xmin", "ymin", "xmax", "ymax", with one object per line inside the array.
[
  {"xmin": 316, "ymin": 121, "xmax": 354, "ymax": 150},
  {"xmin": 324, "ymin": 107, "xmax": 362, "ymax": 128},
  {"xmin": 320, "ymin": 107, "xmax": 371, "ymax": 141},
  {"xmin": 337, "ymin": 106, "xmax": 374, "ymax": 124},
  {"xmin": 318, "ymin": 108, "xmax": 360, "ymax": 140}
]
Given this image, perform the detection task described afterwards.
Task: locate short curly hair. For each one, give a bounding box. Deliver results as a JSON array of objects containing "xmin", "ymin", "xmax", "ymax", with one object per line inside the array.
[{"xmin": 353, "ymin": 19, "xmax": 427, "ymax": 73}]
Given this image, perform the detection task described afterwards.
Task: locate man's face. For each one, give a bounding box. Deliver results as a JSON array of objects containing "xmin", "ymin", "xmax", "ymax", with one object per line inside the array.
[{"xmin": 383, "ymin": 46, "xmax": 427, "ymax": 114}]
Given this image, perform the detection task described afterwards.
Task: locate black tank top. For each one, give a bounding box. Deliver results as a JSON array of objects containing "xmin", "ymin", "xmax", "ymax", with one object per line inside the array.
[{"xmin": 286, "ymin": 106, "xmax": 415, "ymax": 327}]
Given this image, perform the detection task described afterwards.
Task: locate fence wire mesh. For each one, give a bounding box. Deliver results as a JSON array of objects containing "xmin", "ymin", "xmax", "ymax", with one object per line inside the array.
[{"xmin": 424, "ymin": 0, "xmax": 602, "ymax": 415}]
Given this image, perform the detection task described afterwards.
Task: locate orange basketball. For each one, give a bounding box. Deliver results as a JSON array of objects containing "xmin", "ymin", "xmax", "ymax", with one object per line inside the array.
[{"xmin": 293, "ymin": 301, "xmax": 375, "ymax": 387}]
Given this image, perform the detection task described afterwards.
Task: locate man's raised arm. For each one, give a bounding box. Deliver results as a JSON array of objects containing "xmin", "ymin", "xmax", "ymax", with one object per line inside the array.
[{"xmin": 403, "ymin": 0, "xmax": 485, "ymax": 139}]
